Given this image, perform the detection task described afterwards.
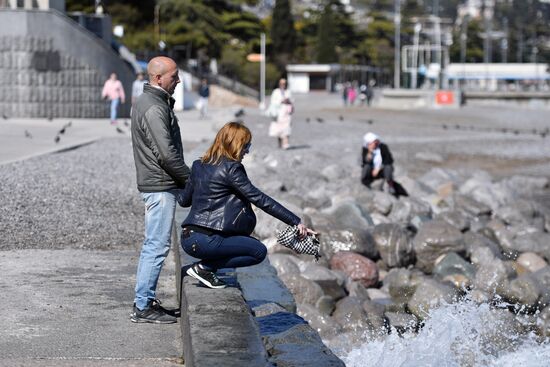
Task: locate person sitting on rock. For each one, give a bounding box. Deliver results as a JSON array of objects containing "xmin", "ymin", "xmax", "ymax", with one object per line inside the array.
[
  {"xmin": 361, "ymin": 132, "xmax": 397, "ymax": 195},
  {"xmin": 178, "ymin": 122, "xmax": 315, "ymax": 289}
]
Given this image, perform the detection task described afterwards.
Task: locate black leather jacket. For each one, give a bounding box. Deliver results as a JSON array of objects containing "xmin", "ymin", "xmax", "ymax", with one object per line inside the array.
[
  {"xmin": 178, "ymin": 158, "xmax": 300, "ymax": 235},
  {"xmin": 131, "ymin": 84, "xmax": 190, "ymax": 192}
]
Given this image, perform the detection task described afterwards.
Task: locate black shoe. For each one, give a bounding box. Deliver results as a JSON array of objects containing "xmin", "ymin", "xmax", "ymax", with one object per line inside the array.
[
  {"xmin": 186, "ymin": 263, "xmax": 227, "ymax": 289},
  {"xmin": 130, "ymin": 301, "xmax": 177, "ymax": 324}
]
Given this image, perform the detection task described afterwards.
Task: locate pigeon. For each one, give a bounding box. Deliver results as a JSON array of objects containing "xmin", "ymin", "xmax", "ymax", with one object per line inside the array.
[
  {"xmin": 116, "ymin": 127, "xmax": 125, "ymax": 134},
  {"xmin": 501, "ymin": 128, "xmax": 508, "ymax": 133},
  {"xmin": 316, "ymin": 117, "xmax": 324, "ymax": 123},
  {"xmin": 442, "ymin": 124, "xmax": 448, "ymax": 130},
  {"xmin": 24, "ymin": 130, "xmax": 32, "ymax": 139},
  {"xmin": 541, "ymin": 132, "xmax": 547, "ymax": 138},
  {"xmin": 47, "ymin": 115, "xmax": 53, "ymax": 121},
  {"xmin": 54, "ymin": 135, "xmax": 60, "ymax": 143},
  {"xmin": 2, "ymin": 113, "xmax": 8, "ymax": 120},
  {"xmin": 306, "ymin": 117, "xmax": 310, "ymax": 123},
  {"xmin": 367, "ymin": 119, "xmax": 373, "ymax": 125},
  {"xmin": 455, "ymin": 124, "xmax": 460, "ymax": 129},
  {"xmin": 58, "ymin": 127, "xmax": 66, "ymax": 135},
  {"xmin": 67, "ymin": 121, "xmax": 72, "ymax": 127},
  {"xmin": 339, "ymin": 115, "xmax": 344, "ymax": 121},
  {"xmin": 59, "ymin": 121, "xmax": 72, "ymax": 135},
  {"xmin": 513, "ymin": 130, "xmax": 520, "ymax": 135},
  {"xmin": 234, "ymin": 109, "xmax": 245, "ymax": 118},
  {"xmin": 124, "ymin": 120, "xmax": 129, "ymax": 127}
]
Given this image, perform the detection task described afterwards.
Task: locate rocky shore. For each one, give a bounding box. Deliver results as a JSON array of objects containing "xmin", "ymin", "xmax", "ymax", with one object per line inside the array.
[{"xmin": 240, "ymin": 102, "xmax": 550, "ymax": 361}]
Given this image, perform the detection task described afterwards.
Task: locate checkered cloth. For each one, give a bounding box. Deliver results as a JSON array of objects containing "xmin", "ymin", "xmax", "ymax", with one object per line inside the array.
[{"xmin": 276, "ymin": 225, "xmax": 321, "ymax": 261}]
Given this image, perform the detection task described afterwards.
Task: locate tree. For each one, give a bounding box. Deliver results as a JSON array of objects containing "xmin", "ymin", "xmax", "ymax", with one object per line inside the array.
[
  {"xmin": 270, "ymin": 0, "xmax": 297, "ymax": 66},
  {"xmin": 316, "ymin": 3, "xmax": 338, "ymax": 63}
]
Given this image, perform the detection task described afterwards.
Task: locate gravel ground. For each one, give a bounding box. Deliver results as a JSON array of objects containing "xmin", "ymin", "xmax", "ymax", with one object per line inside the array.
[{"xmin": 0, "ymin": 137, "xmax": 143, "ymax": 250}]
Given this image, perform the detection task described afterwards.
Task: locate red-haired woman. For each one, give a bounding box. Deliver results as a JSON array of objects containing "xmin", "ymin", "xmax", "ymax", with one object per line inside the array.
[{"xmin": 178, "ymin": 122, "xmax": 315, "ymax": 288}]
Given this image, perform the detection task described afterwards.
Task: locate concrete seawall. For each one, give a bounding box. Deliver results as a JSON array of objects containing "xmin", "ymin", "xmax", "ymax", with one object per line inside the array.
[{"xmin": 174, "ymin": 208, "xmax": 345, "ymax": 367}]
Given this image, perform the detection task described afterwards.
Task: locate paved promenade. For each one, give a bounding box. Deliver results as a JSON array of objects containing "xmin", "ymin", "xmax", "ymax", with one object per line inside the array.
[{"xmin": 0, "ymin": 109, "xmax": 231, "ymax": 366}]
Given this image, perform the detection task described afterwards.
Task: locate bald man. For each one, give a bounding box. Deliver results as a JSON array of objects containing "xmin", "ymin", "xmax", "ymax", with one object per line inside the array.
[{"xmin": 130, "ymin": 56, "xmax": 190, "ymax": 324}]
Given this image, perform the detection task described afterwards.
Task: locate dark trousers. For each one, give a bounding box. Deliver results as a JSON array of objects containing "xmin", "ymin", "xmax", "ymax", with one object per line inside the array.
[
  {"xmin": 181, "ymin": 231, "xmax": 267, "ymax": 271},
  {"xmin": 361, "ymin": 164, "xmax": 394, "ymax": 188}
]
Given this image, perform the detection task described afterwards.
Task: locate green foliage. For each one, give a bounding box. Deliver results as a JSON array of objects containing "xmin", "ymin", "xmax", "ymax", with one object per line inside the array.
[
  {"xmin": 316, "ymin": 3, "xmax": 338, "ymax": 63},
  {"xmin": 354, "ymin": 12, "xmax": 394, "ymax": 67},
  {"xmin": 270, "ymin": 0, "xmax": 297, "ymax": 60}
]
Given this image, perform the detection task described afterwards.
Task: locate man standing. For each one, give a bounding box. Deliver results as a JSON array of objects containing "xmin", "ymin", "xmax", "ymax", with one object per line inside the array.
[
  {"xmin": 101, "ymin": 72, "xmax": 125, "ymax": 125},
  {"xmin": 130, "ymin": 56, "xmax": 190, "ymax": 324},
  {"xmin": 361, "ymin": 132, "xmax": 395, "ymax": 194}
]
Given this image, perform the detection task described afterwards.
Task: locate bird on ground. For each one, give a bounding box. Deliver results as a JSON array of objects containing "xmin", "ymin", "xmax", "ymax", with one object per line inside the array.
[
  {"xmin": 124, "ymin": 120, "xmax": 129, "ymax": 127},
  {"xmin": 2, "ymin": 113, "xmax": 8, "ymax": 120},
  {"xmin": 541, "ymin": 132, "xmax": 547, "ymax": 138},
  {"xmin": 442, "ymin": 124, "xmax": 448, "ymax": 130},
  {"xmin": 24, "ymin": 130, "xmax": 32, "ymax": 139},
  {"xmin": 339, "ymin": 115, "xmax": 344, "ymax": 121},
  {"xmin": 67, "ymin": 121, "xmax": 72, "ymax": 127},
  {"xmin": 116, "ymin": 127, "xmax": 125, "ymax": 134},
  {"xmin": 47, "ymin": 115, "xmax": 53, "ymax": 121},
  {"xmin": 316, "ymin": 117, "xmax": 324, "ymax": 123},
  {"xmin": 455, "ymin": 124, "xmax": 461, "ymax": 129},
  {"xmin": 54, "ymin": 135, "xmax": 60, "ymax": 143},
  {"xmin": 58, "ymin": 127, "xmax": 66, "ymax": 134},
  {"xmin": 234, "ymin": 109, "xmax": 245, "ymax": 118},
  {"xmin": 367, "ymin": 119, "xmax": 373, "ymax": 125},
  {"xmin": 513, "ymin": 130, "xmax": 520, "ymax": 135},
  {"xmin": 305, "ymin": 117, "xmax": 310, "ymax": 123}
]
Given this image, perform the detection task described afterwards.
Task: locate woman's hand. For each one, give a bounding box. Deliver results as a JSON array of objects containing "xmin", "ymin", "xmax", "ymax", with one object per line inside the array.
[{"xmin": 297, "ymin": 223, "xmax": 317, "ymax": 240}]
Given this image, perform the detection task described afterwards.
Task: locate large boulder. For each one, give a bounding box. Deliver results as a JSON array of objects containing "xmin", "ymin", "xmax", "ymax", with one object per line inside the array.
[
  {"xmin": 296, "ymin": 303, "xmax": 342, "ymax": 339},
  {"xmin": 384, "ymin": 268, "xmax": 425, "ymax": 304},
  {"xmin": 493, "ymin": 199, "xmax": 540, "ymax": 226},
  {"xmin": 319, "ymin": 228, "xmax": 378, "ymax": 260},
  {"xmin": 388, "ymin": 197, "xmax": 432, "ymax": 225},
  {"xmin": 432, "ymin": 252, "xmax": 476, "ymax": 289},
  {"xmin": 452, "ymin": 193, "xmax": 492, "ymax": 217},
  {"xmin": 385, "ymin": 312, "xmax": 418, "ymax": 334},
  {"xmin": 435, "ymin": 210, "xmax": 470, "ymax": 232},
  {"xmin": 279, "ymin": 273, "xmax": 324, "ymax": 305},
  {"xmin": 321, "ymin": 199, "xmax": 374, "ymax": 230},
  {"xmin": 254, "ymin": 200, "xmax": 303, "ymax": 239},
  {"xmin": 301, "ymin": 262, "xmax": 347, "ymax": 301},
  {"xmin": 407, "ymin": 278, "xmax": 459, "ymax": 320},
  {"xmin": 473, "ymin": 257, "xmax": 510, "ymax": 295},
  {"xmin": 332, "ymin": 296, "xmax": 371, "ymax": 333},
  {"xmin": 463, "ymin": 232, "xmax": 503, "ymax": 261},
  {"xmin": 412, "ymin": 220, "xmax": 465, "ymax": 273},
  {"xmin": 372, "ymin": 223, "xmax": 415, "ymax": 268},
  {"xmin": 269, "ymin": 254, "xmax": 302, "ymax": 276},
  {"xmin": 516, "ymin": 252, "xmax": 548, "ymax": 273},
  {"xmin": 330, "ymin": 251, "xmax": 379, "ymax": 288}
]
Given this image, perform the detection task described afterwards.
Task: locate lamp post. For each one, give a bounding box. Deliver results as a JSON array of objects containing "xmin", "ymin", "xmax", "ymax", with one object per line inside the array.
[
  {"xmin": 394, "ymin": 0, "xmax": 401, "ymax": 89},
  {"xmin": 260, "ymin": 33, "xmax": 266, "ymax": 110}
]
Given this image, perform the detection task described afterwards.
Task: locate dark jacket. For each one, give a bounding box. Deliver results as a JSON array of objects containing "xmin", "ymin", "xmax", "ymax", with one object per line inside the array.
[
  {"xmin": 362, "ymin": 143, "xmax": 394, "ymax": 167},
  {"xmin": 179, "ymin": 158, "xmax": 300, "ymax": 235},
  {"xmin": 198, "ymin": 85, "xmax": 209, "ymax": 98},
  {"xmin": 131, "ymin": 84, "xmax": 190, "ymax": 192}
]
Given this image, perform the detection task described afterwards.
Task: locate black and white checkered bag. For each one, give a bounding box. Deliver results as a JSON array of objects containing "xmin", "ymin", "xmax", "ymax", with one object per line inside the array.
[{"xmin": 276, "ymin": 225, "xmax": 321, "ymax": 261}]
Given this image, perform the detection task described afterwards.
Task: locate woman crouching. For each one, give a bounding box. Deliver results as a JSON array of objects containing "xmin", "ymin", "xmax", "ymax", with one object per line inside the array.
[{"xmin": 178, "ymin": 122, "xmax": 315, "ymax": 289}]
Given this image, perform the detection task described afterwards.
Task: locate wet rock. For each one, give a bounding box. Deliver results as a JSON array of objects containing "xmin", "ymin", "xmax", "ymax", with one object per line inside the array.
[
  {"xmin": 473, "ymin": 257, "xmax": 510, "ymax": 295},
  {"xmin": 407, "ymin": 278, "xmax": 459, "ymax": 320},
  {"xmin": 362, "ymin": 299, "xmax": 387, "ymax": 331},
  {"xmin": 370, "ymin": 191, "xmax": 396, "ymax": 215},
  {"xmin": 372, "ymin": 223, "xmax": 414, "ymax": 268},
  {"xmin": 279, "ymin": 273, "xmax": 324, "ymax": 306},
  {"xmin": 252, "ymin": 302, "xmax": 288, "ymax": 317},
  {"xmin": 536, "ymin": 305, "xmax": 550, "ymax": 336},
  {"xmin": 263, "ymin": 323, "xmax": 345, "ymax": 367},
  {"xmin": 303, "ymin": 186, "xmax": 332, "ymax": 210},
  {"xmin": 433, "ymin": 252, "xmax": 476, "ymax": 288},
  {"xmin": 384, "ymin": 268, "xmax": 424, "ymax": 304},
  {"xmin": 385, "ymin": 312, "xmax": 418, "ymax": 334},
  {"xmin": 322, "ymin": 199, "xmax": 374, "ymax": 230},
  {"xmin": 388, "ymin": 197, "xmax": 432, "ymax": 225},
  {"xmin": 330, "ymin": 251, "xmax": 379, "ymax": 288},
  {"xmin": 319, "ymin": 228, "xmax": 378, "ymax": 260},
  {"xmin": 366, "ymin": 288, "xmax": 392, "ymax": 307},
  {"xmin": 459, "ymin": 175, "xmax": 515, "ymax": 211},
  {"xmin": 269, "ymin": 254, "xmax": 302, "ymax": 276},
  {"xmin": 412, "ymin": 220, "xmax": 465, "ymax": 273},
  {"xmin": 464, "ymin": 232, "xmax": 502, "ymax": 261},
  {"xmin": 494, "ymin": 199, "xmax": 539, "ymax": 226},
  {"xmin": 516, "ymin": 252, "xmax": 548, "ymax": 273},
  {"xmin": 484, "ymin": 219, "xmax": 517, "ymax": 258},
  {"xmin": 301, "ymin": 263, "xmax": 347, "ymax": 301},
  {"xmin": 513, "ymin": 230, "xmax": 550, "ymax": 260},
  {"xmin": 345, "ymin": 280, "xmax": 370, "ymax": 302},
  {"xmin": 297, "ymin": 303, "xmax": 341, "ymax": 339},
  {"xmin": 503, "ymin": 274, "xmax": 541, "ymax": 308},
  {"xmin": 436, "ymin": 210, "xmax": 470, "ymax": 232},
  {"xmin": 531, "ymin": 266, "xmax": 550, "ymax": 307},
  {"xmin": 315, "ymin": 296, "xmax": 336, "ymax": 315},
  {"xmin": 478, "ymin": 308, "xmax": 525, "ymax": 355},
  {"xmin": 332, "ymin": 297, "xmax": 371, "ymax": 333}
]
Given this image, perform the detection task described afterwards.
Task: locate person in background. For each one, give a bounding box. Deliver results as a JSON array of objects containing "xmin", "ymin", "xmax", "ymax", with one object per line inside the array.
[
  {"xmin": 102, "ymin": 72, "xmax": 125, "ymax": 125},
  {"xmin": 361, "ymin": 132, "xmax": 396, "ymax": 195},
  {"xmin": 197, "ymin": 78, "xmax": 210, "ymax": 119},
  {"xmin": 348, "ymin": 82, "xmax": 357, "ymax": 105},
  {"xmin": 268, "ymin": 78, "xmax": 293, "ymax": 149},
  {"xmin": 179, "ymin": 122, "xmax": 315, "ymax": 289},
  {"xmin": 130, "ymin": 56, "xmax": 190, "ymax": 324},
  {"xmin": 131, "ymin": 72, "xmax": 147, "ymax": 105},
  {"xmin": 342, "ymin": 82, "xmax": 350, "ymax": 106}
]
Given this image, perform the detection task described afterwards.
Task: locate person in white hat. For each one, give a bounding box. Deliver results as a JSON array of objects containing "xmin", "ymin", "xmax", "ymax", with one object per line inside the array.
[{"xmin": 361, "ymin": 132, "xmax": 396, "ymax": 194}]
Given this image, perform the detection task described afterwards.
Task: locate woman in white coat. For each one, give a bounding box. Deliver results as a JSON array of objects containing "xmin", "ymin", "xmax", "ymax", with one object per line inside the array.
[{"xmin": 268, "ymin": 78, "xmax": 293, "ymax": 150}]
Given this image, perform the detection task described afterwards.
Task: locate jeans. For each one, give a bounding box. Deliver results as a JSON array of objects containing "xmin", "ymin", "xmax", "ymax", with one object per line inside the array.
[
  {"xmin": 181, "ymin": 231, "xmax": 267, "ymax": 271},
  {"xmin": 361, "ymin": 164, "xmax": 394, "ymax": 188},
  {"xmin": 134, "ymin": 191, "xmax": 176, "ymax": 310},
  {"xmin": 110, "ymin": 98, "xmax": 120, "ymax": 121}
]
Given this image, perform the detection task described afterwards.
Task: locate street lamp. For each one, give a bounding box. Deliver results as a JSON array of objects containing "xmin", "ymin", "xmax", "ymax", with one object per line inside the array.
[{"xmin": 394, "ymin": 0, "xmax": 401, "ymax": 89}]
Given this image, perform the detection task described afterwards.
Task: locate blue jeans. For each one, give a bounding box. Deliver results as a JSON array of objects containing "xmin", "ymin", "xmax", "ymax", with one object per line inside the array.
[
  {"xmin": 110, "ymin": 98, "xmax": 120, "ymax": 121},
  {"xmin": 134, "ymin": 191, "xmax": 176, "ymax": 310},
  {"xmin": 181, "ymin": 231, "xmax": 267, "ymax": 271}
]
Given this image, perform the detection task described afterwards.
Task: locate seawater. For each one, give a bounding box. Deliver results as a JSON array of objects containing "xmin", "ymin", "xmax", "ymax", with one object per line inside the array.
[{"xmin": 328, "ymin": 300, "xmax": 550, "ymax": 367}]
